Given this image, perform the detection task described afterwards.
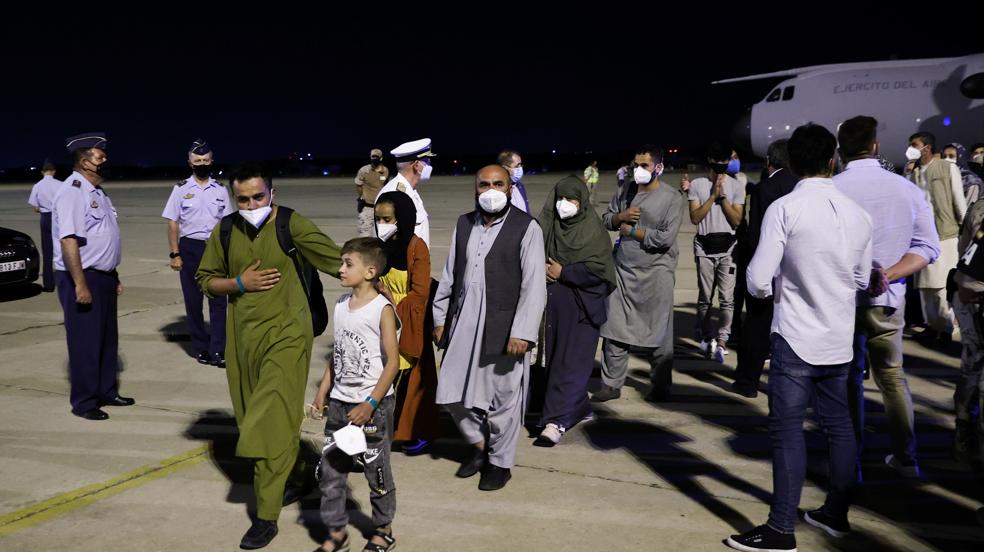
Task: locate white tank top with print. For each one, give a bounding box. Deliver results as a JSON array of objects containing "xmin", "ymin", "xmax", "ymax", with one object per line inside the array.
[{"xmin": 329, "ymin": 293, "xmax": 400, "ymax": 403}]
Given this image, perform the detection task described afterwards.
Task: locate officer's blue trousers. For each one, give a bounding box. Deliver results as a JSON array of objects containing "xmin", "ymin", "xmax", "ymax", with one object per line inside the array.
[
  {"xmin": 56, "ymin": 270, "xmax": 120, "ymax": 414},
  {"xmin": 179, "ymin": 237, "xmax": 226, "ymax": 355}
]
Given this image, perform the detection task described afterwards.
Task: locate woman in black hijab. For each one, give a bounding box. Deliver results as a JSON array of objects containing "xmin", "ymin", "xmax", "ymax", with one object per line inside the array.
[{"xmin": 535, "ymin": 175, "xmax": 616, "ymax": 447}]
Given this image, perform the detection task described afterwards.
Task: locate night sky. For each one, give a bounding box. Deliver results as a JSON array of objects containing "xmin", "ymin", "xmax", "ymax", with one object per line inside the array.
[{"xmin": 0, "ymin": 6, "xmax": 979, "ymax": 169}]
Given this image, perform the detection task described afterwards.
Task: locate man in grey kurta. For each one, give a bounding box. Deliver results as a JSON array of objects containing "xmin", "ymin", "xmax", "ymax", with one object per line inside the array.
[
  {"xmin": 433, "ymin": 165, "xmax": 546, "ymax": 491},
  {"xmin": 593, "ymin": 145, "xmax": 683, "ymax": 403}
]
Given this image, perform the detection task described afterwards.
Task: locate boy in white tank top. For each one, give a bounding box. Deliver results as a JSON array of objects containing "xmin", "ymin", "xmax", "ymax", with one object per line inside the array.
[{"xmin": 311, "ymin": 237, "xmax": 401, "ymax": 552}]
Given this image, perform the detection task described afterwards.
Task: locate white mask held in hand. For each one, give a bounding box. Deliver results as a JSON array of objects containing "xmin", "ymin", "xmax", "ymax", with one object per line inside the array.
[
  {"xmin": 478, "ymin": 189, "xmax": 508, "ymax": 213},
  {"xmin": 331, "ymin": 423, "xmax": 368, "ymax": 455},
  {"xmin": 239, "ymin": 206, "xmax": 272, "ymax": 228},
  {"xmin": 376, "ymin": 223, "xmax": 398, "ymax": 241},
  {"xmin": 555, "ymin": 199, "xmax": 579, "ymax": 220},
  {"xmin": 510, "ymin": 166, "xmax": 524, "ymax": 183},
  {"xmin": 419, "ymin": 163, "xmax": 433, "ymax": 181},
  {"xmin": 905, "ymin": 146, "xmax": 923, "ymax": 161},
  {"xmin": 633, "ymin": 166, "xmax": 653, "ymax": 185}
]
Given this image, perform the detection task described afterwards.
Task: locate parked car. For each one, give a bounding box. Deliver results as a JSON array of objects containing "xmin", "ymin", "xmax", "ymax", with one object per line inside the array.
[{"xmin": 0, "ymin": 227, "xmax": 40, "ymax": 288}]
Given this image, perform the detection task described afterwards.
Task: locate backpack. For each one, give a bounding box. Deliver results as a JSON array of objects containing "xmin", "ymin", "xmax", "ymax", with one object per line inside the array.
[{"xmin": 219, "ymin": 206, "xmax": 329, "ymax": 336}]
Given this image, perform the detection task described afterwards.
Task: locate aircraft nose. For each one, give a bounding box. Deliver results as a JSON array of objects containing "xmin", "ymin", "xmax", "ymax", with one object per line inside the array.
[{"xmin": 732, "ymin": 109, "xmax": 752, "ymax": 153}]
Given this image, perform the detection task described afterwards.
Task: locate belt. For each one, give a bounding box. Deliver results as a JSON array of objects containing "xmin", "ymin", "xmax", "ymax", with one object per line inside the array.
[{"xmin": 83, "ymin": 268, "xmax": 119, "ymax": 279}]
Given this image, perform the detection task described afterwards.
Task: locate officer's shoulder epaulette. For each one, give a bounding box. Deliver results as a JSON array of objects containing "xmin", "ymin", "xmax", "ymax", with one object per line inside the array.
[
  {"xmin": 175, "ymin": 181, "xmax": 185, "ymax": 187},
  {"xmin": 71, "ymin": 179, "xmax": 82, "ymax": 188}
]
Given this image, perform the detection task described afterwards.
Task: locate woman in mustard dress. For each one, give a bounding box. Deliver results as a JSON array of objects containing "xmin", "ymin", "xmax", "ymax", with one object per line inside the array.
[{"xmin": 375, "ymin": 191, "xmax": 439, "ymax": 453}]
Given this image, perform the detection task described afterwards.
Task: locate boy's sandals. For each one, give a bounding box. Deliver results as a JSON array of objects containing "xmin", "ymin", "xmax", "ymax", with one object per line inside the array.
[
  {"xmin": 362, "ymin": 529, "xmax": 396, "ymax": 552},
  {"xmin": 317, "ymin": 530, "xmax": 350, "ymax": 552}
]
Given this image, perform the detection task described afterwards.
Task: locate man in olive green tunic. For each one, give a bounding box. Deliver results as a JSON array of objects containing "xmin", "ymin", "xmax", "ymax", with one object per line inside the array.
[{"xmin": 196, "ymin": 163, "xmax": 341, "ymax": 550}]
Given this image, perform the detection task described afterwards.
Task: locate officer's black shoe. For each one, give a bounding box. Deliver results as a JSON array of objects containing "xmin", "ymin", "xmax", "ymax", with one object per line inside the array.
[
  {"xmin": 455, "ymin": 447, "xmax": 487, "ymax": 478},
  {"xmin": 75, "ymin": 408, "xmax": 109, "ymax": 420},
  {"xmin": 102, "ymin": 395, "xmax": 135, "ymax": 407},
  {"xmin": 478, "ymin": 464, "xmax": 512, "ymax": 491},
  {"xmin": 210, "ymin": 352, "xmax": 226, "ymax": 368},
  {"xmin": 239, "ymin": 519, "xmax": 278, "ymax": 550},
  {"xmin": 196, "ymin": 351, "xmax": 211, "ymax": 365}
]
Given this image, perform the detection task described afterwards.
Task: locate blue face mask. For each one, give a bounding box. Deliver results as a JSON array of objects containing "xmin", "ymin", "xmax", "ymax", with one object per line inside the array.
[{"xmin": 727, "ymin": 159, "xmax": 741, "ymax": 174}]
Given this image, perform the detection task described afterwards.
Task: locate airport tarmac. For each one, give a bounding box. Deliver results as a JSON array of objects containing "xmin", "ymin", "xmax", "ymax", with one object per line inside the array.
[{"xmin": 1, "ymin": 171, "xmax": 983, "ymax": 551}]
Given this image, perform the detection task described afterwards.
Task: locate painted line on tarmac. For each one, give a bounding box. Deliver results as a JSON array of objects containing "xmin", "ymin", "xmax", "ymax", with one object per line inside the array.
[{"xmin": 0, "ymin": 445, "xmax": 209, "ymax": 536}]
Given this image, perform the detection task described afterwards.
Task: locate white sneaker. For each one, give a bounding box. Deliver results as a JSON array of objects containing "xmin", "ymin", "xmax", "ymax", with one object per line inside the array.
[{"xmin": 534, "ymin": 423, "xmax": 565, "ymax": 447}]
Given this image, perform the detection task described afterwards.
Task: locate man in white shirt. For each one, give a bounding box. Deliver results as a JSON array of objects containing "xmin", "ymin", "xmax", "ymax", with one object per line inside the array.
[
  {"xmin": 27, "ymin": 159, "xmax": 62, "ymax": 291},
  {"xmin": 727, "ymin": 124, "xmax": 874, "ymax": 552}
]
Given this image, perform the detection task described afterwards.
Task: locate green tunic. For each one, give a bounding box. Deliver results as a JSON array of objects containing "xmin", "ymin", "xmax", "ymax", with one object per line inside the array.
[{"xmin": 197, "ymin": 208, "xmax": 341, "ymax": 459}]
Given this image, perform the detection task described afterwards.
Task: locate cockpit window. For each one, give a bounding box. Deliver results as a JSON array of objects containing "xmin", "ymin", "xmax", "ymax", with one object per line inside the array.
[
  {"xmin": 766, "ymin": 88, "xmax": 781, "ymax": 102},
  {"xmin": 782, "ymin": 86, "xmax": 795, "ymax": 101}
]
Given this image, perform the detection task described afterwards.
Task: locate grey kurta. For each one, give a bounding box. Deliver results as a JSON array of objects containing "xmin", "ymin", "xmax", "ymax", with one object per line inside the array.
[
  {"xmin": 600, "ymin": 182, "xmax": 683, "ymax": 347},
  {"xmin": 433, "ymin": 209, "xmax": 546, "ymax": 411}
]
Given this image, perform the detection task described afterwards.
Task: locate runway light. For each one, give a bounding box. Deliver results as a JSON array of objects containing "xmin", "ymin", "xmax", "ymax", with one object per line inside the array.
[
  {"xmin": 551, "ymin": 149, "xmax": 556, "ymax": 154},
  {"xmin": 943, "ymin": 117, "xmax": 952, "ymax": 126},
  {"xmin": 323, "ymin": 170, "xmax": 330, "ymax": 176}
]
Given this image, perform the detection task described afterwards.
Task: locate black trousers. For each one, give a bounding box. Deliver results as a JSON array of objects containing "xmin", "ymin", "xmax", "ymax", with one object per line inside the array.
[
  {"xmin": 39, "ymin": 212, "xmax": 54, "ymax": 290},
  {"xmin": 733, "ymin": 293, "xmax": 773, "ymax": 388},
  {"xmin": 56, "ymin": 270, "xmax": 120, "ymax": 413}
]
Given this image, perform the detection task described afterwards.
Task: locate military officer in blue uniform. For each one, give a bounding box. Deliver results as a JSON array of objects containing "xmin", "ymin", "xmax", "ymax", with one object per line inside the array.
[
  {"xmin": 28, "ymin": 158, "xmax": 63, "ymax": 291},
  {"xmin": 52, "ymin": 132, "xmax": 134, "ymax": 420},
  {"xmin": 161, "ymin": 139, "xmax": 233, "ymax": 367}
]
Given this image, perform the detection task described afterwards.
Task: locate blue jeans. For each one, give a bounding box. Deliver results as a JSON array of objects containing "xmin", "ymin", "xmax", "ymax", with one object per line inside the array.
[{"xmin": 767, "ymin": 334, "xmax": 856, "ymax": 534}]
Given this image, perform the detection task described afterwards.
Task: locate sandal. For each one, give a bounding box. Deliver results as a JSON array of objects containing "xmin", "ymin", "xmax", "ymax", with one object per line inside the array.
[
  {"xmin": 317, "ymin": 529, "xmax": 350, "ymax": 552},
  {"xmin": 362, "ymin": 528, "xmax": 396, "ymax": 552}
]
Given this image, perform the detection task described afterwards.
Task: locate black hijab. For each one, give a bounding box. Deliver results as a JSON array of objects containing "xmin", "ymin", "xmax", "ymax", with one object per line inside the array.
[{"xmin": 374, "ymin": 191, "xmax": 417, "ymax": 272}]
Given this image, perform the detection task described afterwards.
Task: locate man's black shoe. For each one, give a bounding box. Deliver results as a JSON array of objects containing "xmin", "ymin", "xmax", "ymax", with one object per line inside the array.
[
  {"xmin": 590, "ymin": 385, "xmax": 621, "ymax": 403},
  {"xmin": 478, "ymin": 464, "xmax": 512, "ymax": 491},
  {"xmin": 239, "ymin": 519, "xmax": 278, "ymax": 550},
  {"xmin": 74, "ymin": 408, "xmax": 109, "ymax": 421},
  {"xmin": 210, "ymin": 352, "xmax": 226, "ymax": 368},
  {"xmin": 196, "ymin": 351, "xmax": 211, "ymax": 365},
  {"xmin": 455, "ymin": 447, "xmax": 487, "ymax": 478},
  {"xmin": 729, "ymin": 382, "xmax": 759, "ymax": 398},
  {"xmin": 725, "ymin": 524, "xmax": 796, "ymax": 552},
  {"xmin": 101, "ymin": 395, "xmax": 135, "ymax": 407},
  {"xmin": 804, "ymin": 508, "xmax": 851, "ymax": 538},
  {"xmin": 644, "ymin": 388, "xmax": 670, "ymax": 403}
]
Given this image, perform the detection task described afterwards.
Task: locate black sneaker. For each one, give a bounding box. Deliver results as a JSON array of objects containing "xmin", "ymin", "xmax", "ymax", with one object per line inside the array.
[
  {"xmin": 210, "ymin": 352, "xmax": 226, "ymax": 368},
  {"xmin": 725, "ymin": 524, "xmax": 796, "ymax": 552},
  {"xmin": 804, "ymin": 508, "xmax": 851, "ymax": 538},
  {"xmin": 239, "ymin": 519, "xmax": 278, "ymax": 550},
  {"xmin": 590, "ymin": 385, "xmax": 621, "ymax": 403},
  {"xmin": 196, "ymin": 351, "xmax": 211, "ymax": 365},
  {"xmin": 730, "ymin": 381, "xmax": 759, "ymax": 399}
]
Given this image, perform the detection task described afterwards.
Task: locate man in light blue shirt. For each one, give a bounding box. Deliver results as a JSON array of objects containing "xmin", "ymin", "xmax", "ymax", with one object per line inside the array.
[
  {"xmin": 52, "ymin": 132, "xmax": 134, "ymax": 420},
  {"xmin": 833, "ymin": 116, "xmax": 940, "ymax": 480},
  {"xmin": 28, "ymin": 159, "xmax": 63, "ymax": 291},
  {"xmin": 161, "ymin": 139, "xmax": 234, "ymax": 367}
]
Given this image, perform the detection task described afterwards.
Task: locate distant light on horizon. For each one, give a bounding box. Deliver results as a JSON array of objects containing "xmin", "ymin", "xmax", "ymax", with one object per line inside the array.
[
  {"xmin": 943, "ymin": 117, "xmax": 952, "ymax": 126},
  {"xmin": 551, "ymin": 149, "xmax": 556, "ymax": 154}
]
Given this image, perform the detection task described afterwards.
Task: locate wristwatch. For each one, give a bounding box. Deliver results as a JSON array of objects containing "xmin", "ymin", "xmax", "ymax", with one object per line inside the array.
[{"xmin": 169, "ymin": 252, "xmax": 181, "ymax": 259}]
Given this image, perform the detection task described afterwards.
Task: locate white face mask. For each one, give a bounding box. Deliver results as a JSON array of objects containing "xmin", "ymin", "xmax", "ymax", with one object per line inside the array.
[
  {"xmin": 555, "ymin": 199, "xmax": 579, "ymax": 220},
  {"xmin": 633, "ymin": 166, "xmax": 653, "ymax": 185},
  {"xmin": 376, "ymin": 223, "xmax": 398, "ymax": 241},
  {"xmin": 905, "ymin": 146, "xmax": 923, "ymax": 161},
  {"xmin": 239, "ymin": 205, "xmax": 272, "ymax": 228},
  {"xmin": 510, "ymin": 166, "xmax": 524, "ymax": 183},
  {"xmin": 974, "ymin": 153, "xmax": 984, "ymax": 164},
  {"xmin": 478, "ymin": 189, "xmax": 508, "ymax": 213},
  {"xmin": 419, "ymin": 163, "xmax": 433, "ymax": 181},
  {"xmin": 944, "ymin": 157, "xmax": 957, "ymax": 164}
]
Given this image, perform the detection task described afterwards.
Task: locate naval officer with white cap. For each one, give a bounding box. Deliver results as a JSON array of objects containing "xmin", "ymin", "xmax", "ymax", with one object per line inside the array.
[
  {"xmin": 52, "ymin": 132, "xmax": 134, "ymax": 420},
  {"xmin": 377, "ymin": 138, "xmax": 435, "ymax": 248}
]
